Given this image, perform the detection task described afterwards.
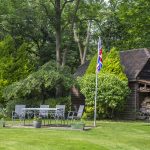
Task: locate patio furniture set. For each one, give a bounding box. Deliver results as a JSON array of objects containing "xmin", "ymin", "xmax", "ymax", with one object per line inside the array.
[{"xmin": 12, "ymin": 104, "xmax": 84, "ymax": 126}]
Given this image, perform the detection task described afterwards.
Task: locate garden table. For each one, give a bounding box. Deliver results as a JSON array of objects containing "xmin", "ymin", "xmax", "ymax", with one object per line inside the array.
[{"xmin": 22, "ymin": 107, "xmax": 63, "ymax": 125}]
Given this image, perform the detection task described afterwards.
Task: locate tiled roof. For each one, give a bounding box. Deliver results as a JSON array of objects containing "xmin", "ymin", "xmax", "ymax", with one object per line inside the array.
[{"xmin": 120, "ymin": 48, "xmax": 150, "ymax": 81}]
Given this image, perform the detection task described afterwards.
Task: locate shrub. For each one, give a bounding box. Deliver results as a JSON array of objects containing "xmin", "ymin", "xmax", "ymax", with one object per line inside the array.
[
  {"xmin": 86, "ymin": 50, "xmax": 107, "ymax": 75},
  {"xmin": 5, "ymin": 96, "xmax": 71, "ymax": 118},
  {"xmin": 78, "ymin": 73, "xmax": 130, "ymax": 119},
  {"xmin": 101, "ymin": 48, "xmax": 127, "ymax": 81},
  {"xmin": 45, "ymin": 96, "xmax": 71, "ymax": 117},
  {"xmin": 79, "ymin": 48, "xmax": 129, "ymax": 119}
]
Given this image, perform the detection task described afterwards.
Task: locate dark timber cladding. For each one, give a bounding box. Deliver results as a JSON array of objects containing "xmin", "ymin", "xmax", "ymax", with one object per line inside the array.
[
  {"xmin": 120, "ymin": 48, "xmax": 150, "ymax": 119},
  {"xmin": 71, "ymin": 61, "xmax": 90, "ymax": 110}
]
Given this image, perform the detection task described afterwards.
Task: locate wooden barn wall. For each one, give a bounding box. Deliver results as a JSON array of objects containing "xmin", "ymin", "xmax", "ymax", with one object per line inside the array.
[
  {"xmin": 120, "ymin": 82, "xmax": 139, "ymax": 120},
  {"xmin": 138, "ymin": 59, "xmax": 150, "ymax": 80},
  {"xmin": 71, "ymin": 86, "xmax": 85, "ymax": 111}
]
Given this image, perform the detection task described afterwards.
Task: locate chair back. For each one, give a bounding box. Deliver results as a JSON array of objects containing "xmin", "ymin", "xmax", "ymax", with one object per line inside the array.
[
  {"xmin": 39, "ymin": 105, "xmax": 49, "ymax": 117},
  {"xmin": 15, "ymin": 105, "xmax": 26, "ymax": 115},
  {"xmin": 77, "ymin": 105, "xmax": 84, "ymax": 118},
  {"xmin": 56, "ymin": 105, "xmax": 65, "ymax": 118}
]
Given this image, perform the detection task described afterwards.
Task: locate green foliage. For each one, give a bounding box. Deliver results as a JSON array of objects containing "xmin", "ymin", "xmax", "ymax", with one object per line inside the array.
[
  {"xmin": 33, "ymin": 116, "xmax": 42, "ymax": 122},
  {"xmin": 101, "ymin": 48, "xmax": 127, "ymax": 81},
  {"xmin": 79, "ymin": 48, "xmax": 129, "ymax": 119},
  {"xmin": 86, "ymin": 50, "xmax": 107, "ymax": 75},
  {"xmin": 118, "ymin": 0, "xmax": 150, "ymax": 49},
  {"xmin": 0, "ymin": 36, "xmax": 35, "ymax": 103},
  {"xmin": 86, "ymin": 48, "xmax": 127, "ymax": 81},
  {"xmin": 45, "ymin": 96, "xmax": 71, "ymax": 117},
  {"xmin": 3, "ymin": 61, "xmax": 73, "ymax": 102},
  {"xmin": 78, "ymin": 73, "xmax": 130, "ymax": 119},
  {"xmin": 0, "ymin": 106, "xmax": 7, "ymax": 119},
  {"xmin": 5, "ymin": 96, "xmax": 71, "ymax": 117}
]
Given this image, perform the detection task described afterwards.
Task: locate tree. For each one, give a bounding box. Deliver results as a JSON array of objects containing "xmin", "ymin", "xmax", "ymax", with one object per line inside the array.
[
  {"xmin": 118, "ymin": 0, "xmax": 150, "ymax": 49},
  {"xmin": 0, "ymin": 36, "xmax": 36, "ymax": 104},
  {"xmin": 3, "ymin": 61, "xmax": 73, "ymax": 104},
  {"xmin": 78, "ymin": 73, "xmax": 129, "ymax": 119},
  {"xmin": 73, "ymin": 0, "xmax": 106, "ymax": 65}
]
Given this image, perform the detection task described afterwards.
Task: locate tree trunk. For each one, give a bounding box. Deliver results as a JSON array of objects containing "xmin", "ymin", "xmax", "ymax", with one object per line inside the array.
[
  {"xmin": 73, "ymin": 21, "xmax": 91, "ymax": 65},
  {"xmin": 55, "ymin": 0, "xmax": 61, "ymax": 69},
  {"xmin": 82, "ymin": 21, "xmax": 91, "ymax": 64}
]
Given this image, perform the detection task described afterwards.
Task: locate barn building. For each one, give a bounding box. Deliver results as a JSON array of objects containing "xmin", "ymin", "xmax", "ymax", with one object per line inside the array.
[{"xmin": 71, "ymin": 48, "xmax": 150, "ymax": 119}]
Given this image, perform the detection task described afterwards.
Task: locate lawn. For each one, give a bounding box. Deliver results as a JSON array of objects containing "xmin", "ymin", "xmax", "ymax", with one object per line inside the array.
[{"xmin": 0, "ymin": 121, "xmax": 150, "ymax": 150}]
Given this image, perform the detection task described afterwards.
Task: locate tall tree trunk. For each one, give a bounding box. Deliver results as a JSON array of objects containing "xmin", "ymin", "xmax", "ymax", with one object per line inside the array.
[
  {"xmin": 55, "ymin": 0, "xmax": 61, "ymax": 69},
  {"xmin": 54, "ymin": 0, "xmax": 81, "ymax": 97},
  {"xmin": 55, "ymin": 0, "xmax": 63, "ymax": 97},
  {"xmin": 73, "ymin": 21, "xmax": 91, "ymax": 65},
  {"xmin": 82, "ymin": 21, "xmax": 91, "ymax": 64}
]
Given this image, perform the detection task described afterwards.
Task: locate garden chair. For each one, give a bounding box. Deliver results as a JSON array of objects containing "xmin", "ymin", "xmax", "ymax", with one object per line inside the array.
[
  {"xmin": 39, "ymin": 105, "xmax": 49, "ymax": 118},
  {"xmin": 67, "ymin": 105, "xmax": 84, "ymax": 120},
  {"xmin": 55, "ymin": 105, "xmax": 65, "ymax": 120},
  {"xmin": 12, "ymin": 105, "xmax": 26, "ymax": 124},
  {"xmin": 49, "ymin": 105, "xmax": 65, "ymax": 125},
  {"xmin": 39, "ymin": 105, "xmax": 49, "ymax": 125}
]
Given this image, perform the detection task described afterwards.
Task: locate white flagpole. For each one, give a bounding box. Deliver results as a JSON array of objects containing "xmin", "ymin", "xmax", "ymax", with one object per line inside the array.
[
  {"xmin": 94, "ymin": 37, "xmax": 100, "ymax": 127},
  {"xmin": 94, "ymin": 71, "xmax": 98, "ymax": 127}
]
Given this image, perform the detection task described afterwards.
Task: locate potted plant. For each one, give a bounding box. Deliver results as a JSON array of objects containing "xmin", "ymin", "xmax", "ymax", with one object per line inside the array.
[
  {"xmin": 71, "ymin": 121, "xmax": 85, "ymax": 130},
  {"xmin": 33, "ymin": 116, "xmax": 42, "ymax": 128},
  {"xmin": 0, "ymin": 108, "xmax": 7, "ymax": 127}
]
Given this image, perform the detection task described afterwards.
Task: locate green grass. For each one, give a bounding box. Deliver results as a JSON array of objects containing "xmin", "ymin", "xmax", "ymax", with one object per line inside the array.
[{"xmin": 0, "ymin": 121, "xmax": 150, "ymax": 150}]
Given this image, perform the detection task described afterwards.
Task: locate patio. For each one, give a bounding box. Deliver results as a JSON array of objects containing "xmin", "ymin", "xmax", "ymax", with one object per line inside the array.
[{"xmin": 11, "ymin": 104, "xmax": 85, "ymax": 128}]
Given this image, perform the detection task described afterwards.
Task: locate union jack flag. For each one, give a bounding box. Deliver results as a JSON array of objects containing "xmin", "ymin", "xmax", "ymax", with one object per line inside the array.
[{"xmin": 96, "ymin": 38, "xmax": 102, "ymax": 72}]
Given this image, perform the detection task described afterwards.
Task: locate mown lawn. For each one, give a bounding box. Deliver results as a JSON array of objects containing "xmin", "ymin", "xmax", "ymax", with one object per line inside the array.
[{"xmin": 0, "ymin": 121, "xmax": 150, "ymax": 150}]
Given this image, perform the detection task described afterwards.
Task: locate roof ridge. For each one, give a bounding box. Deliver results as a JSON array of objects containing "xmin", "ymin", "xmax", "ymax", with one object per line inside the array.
[
  {"xmin": 144, "ymin": 48, "xmax": 150, "ymax": 58},
  {"xmin": 120, "ymin": 48, "xmax": 148, "ymax": 53}
]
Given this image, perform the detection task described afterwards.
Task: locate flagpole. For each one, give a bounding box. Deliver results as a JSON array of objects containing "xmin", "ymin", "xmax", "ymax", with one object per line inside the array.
[
  {"xmin": 94, "ymin": 37, "xmax": 103, "ymax": 127},
  {"xmin": 94, "ymin": 70, "xmax": 98, "ymax": 127},
  {"xmin": 94, "ymin": 37, "xmax": 100, "ymax": 127}
]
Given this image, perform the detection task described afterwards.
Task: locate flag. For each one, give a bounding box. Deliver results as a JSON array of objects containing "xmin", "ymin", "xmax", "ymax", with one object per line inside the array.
[{"xmin": 96, "ymin": 38, "xmax": 102, "ymax": 72}]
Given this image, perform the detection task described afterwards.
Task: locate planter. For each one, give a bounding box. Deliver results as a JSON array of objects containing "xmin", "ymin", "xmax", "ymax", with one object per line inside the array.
[
  {"xmin": 71, "ymin": 123, "xmax": 85, "ymax": 130},
  {"xmin": 33, "ymin": 121, "xmax": 42, "ymax": 128}
]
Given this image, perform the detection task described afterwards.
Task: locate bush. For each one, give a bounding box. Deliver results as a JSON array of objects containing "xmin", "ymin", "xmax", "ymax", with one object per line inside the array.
[
  {"xmin": 101, "ymin": 48, "xmax": 127, "ymax": 81},
  {"xmin": 78, "ymin": 73, "xmax": 130, "ymax": 119},
  {"xmin": 5, "ymin": 96, "xmax": 71, "ymax": 118},
  {"xmin": 45, "ymin": 96, "xmax": 71, "ymax": 117},
  {"xmin": 86, "ymin": 50, "xmax": 107, "ymax": 75}
]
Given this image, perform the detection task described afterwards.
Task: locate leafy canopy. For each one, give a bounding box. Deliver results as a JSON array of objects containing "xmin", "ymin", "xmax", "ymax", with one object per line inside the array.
[
  {"xmin": 3, "ymin": 62, "xmax": 73, "ymax": 101},
  {"xmin": 0, "ymin": 36, "xmax": 35, "ymax": 103}
]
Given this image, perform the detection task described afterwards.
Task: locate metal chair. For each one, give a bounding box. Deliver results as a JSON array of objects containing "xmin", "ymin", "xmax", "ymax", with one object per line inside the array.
[
  {"xmin": 39, "ymin": 105, "xmax": 49, "ymax": 125},
  {"xmin": 12, "ymin": 105, "xmax": 26, "ymax": 124},
  {"xmin": 68, "ymin": 105, "xmax": 84, "ymax": 120},
  {"xmin": 39, "ymin": 105, "xmax": 49, "ymax": 118},
  {"xmin": 49, "ymin": 105, "xmax": 65, "ymax": 125},
  {"xmin": 55, "ymin": 105, "xmax": 65, "ymax": 120}
]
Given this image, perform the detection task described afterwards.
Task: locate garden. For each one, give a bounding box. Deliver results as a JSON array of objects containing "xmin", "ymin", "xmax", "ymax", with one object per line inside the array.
[
  {"xmin": 0, "ymin": 0, "xmax": 149, "ymax": 150},
  {"xmin": 0, "ymin": 121, "xmax": 150, "ymax": 150}
]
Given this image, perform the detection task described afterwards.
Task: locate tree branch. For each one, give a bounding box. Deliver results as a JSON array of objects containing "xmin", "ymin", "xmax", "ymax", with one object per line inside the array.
[
  {"xmin": 82, "ymin": 20, "xmax": 92, "ymax": 64},
  {"xmin": 73, "ymin": 23, "xmax": 83, "ymax": 64},
  {"xmin": 61, "ymin": 0, "xmax": 74, "ymax": 13}
]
